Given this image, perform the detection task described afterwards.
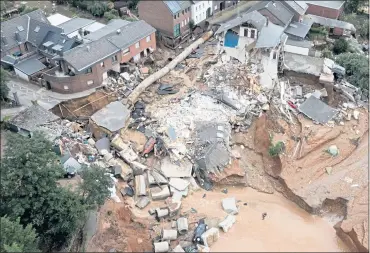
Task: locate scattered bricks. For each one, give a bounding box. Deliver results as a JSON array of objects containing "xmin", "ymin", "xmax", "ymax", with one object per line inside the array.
[
  {"xmin": 222, "ymin": 197, "xmax": 238, "ymax": 214},
  {"xmin": 135, "ymin": 175, "xmax": 147, "ymax": 196},
  {"xmin": 156, "ymin": 208, "xmax": 169, "ymax": 218},
  {"xmin": 135, "ymin": 196, "xmax": 150, "ymax": 209},
  {"xmin": 172, "ymin": 245, "xmax": 185, "ymax": 252},
  {"xmin": 111, "ymin": 135, "xmax": 126, "ymax": 151},
  {"xmin": 162, "ymin": 229, "xmax": 178, "ymax": 240},
  {"xmin": 177, "ymin": 217, "xmax": 188, "ymax": 235},
  {"xmin": 200, "ymin": 227, "xmax": 220, "ymax": 247},
  {"xmin": 218, "ymin": 215, "xmax": 236, "ymax": 232},
  {"xmin": 154, "ymin": 242, "xmax": 169, "ymax": 253},
  {"xmin": 151, "ymin": 186, "xmax": 171, "ymax": 200},
  {"xmin": 166, "ymin": 197, "xmax": 182, "ymax": 218},
  {"xmin": 140, "ymin": 67, "xmax": 149, "ymax": 75},
  {"xmin": 118, "ymin": 142, "xmax": 139, "ymax": 163},
  {"xmin": 197, "ymin": 244, "xmax": 210, "ymax": 252}
]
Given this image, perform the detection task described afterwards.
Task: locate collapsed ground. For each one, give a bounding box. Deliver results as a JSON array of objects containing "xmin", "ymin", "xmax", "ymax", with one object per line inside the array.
[{"xmin": 49, "ymin": 39, "xmax": 368, "ymax": 252}]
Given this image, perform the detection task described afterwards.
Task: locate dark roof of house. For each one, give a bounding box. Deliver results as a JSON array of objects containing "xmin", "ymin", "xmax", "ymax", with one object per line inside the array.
[
  {"xmin": 282, "ymin": 1, "xmax": 308, "ymax": 16},
  {"xmin": 1, "ymin": 9, "xmax": 50, "ymax": 52},
  {"xmin": 41, "ymin": 31, "xmax": 77, "ymax": 52},
  {"xmin": 63, "ymin": 38, "xmax": 119, "ymax": 71},
  {"xmin": 14, "ymin": 55, "xmax": 47, "ymax": 75},
  {"xmin": 284, "ymin": 19, "xmax": 313, "ymax": 38},
  {"xmin": 84, "ymin": 19, "xmax": 131, "ymax": 41},
  {"xmin": 107, "ymin": 20, "xmax": 156, "ymax": 49},
  {"xmin": 305, "ymin": 1, "xmax": 345, "ymax": 10},
  {"xmin": 28, "ymin": 18, "xmax": 63, "ymax": 47},
  {"xmin": 163, "ymin": 1, "xmax": 192, "ymax": 14},
  {"xmin": 215, "ymin": 11, "xmax": 267, "ymax": 34},
  {"xmin": 1, "ymin": 55, "xmax": 18, "ymax": 65},
  {"xmin": 57, "ymin": 17, "xmax": 96, "ymax": 35},
  {"xmin": 250, "ymin": 1, "xmax": 294, "ymax": 27}
]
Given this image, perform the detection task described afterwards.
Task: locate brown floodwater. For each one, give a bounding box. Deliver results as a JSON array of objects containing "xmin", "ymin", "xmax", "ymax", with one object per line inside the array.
[{"xmin": 180, "ymin": 186, "xmax": 349, "ymax": 252}]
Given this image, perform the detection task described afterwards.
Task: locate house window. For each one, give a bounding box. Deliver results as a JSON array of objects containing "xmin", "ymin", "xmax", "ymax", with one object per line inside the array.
[
  {"xmin": 177, "ymin": 13, "xmax": 180, "ymax": 18},
  {"xmin": 181, "ymin": 21, "xmax": 184, "ymax": 27},
  {"xmin": 112, "ymin": 55, "xmax": 118, "ymax": 62},
  {"xmin": 250, "ymin": 29, "xmax": 256, "ymax": 38},
  {"xmin": 100, "ymin": 62, "xmax": 105, "ymax": 67},
  {"xmin": 122, "ymin": 48, "xmax": 129, "ymax": 55},
  {"xmin": 87, "ymin": 80, "xmax": 94, "ymax": 85},
  {"xmin": 146, "ymin": 36, "xmax": 151, "ymax": 42},
  {"xmin": 174, "ymin": 24, "xmax": 180, "ymax": 37},
  {"xmin": 24, "ymin": 43, "xmax": 28, "ymax": 51},
  {"xmin": 182, "ymin": 10, "xmax": 184, "ymax": 15},
  {"xmin": 184, "ymin": 19, "xmax": 187, "ymax": 25},
  {"xmin": 188, "ymin": 7, "xmax": 190, "ymax": 11},
  {"xmin": 174, "ymin": 15, "xmax": 176, "ymax": 19},
  {"xmin": 86, "ymin": 67, "xmax": 92, "ymax": 73},
  {"xmin": 64, "ymin": 85, "xmax": 69, "ymax": 90},
  {"xmin": 188, "ymin": 17, "xmax": 190, "ymax": 23},
  {"xmin": 273, "ymin": 51, "xmax": 277, "ymax": 59},
  {"xmin": 135, "ymin": 42, "xmax": 140, "ymax": 49},
  {"xmin": 329, "ymin": 27, "xmax": 334, "ymax": 34}
]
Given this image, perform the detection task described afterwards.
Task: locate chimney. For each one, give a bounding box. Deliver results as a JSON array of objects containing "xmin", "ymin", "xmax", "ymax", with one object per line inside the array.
[
  {"xmin": 86, "ymin": 45, "xmax": 90, "ymax": 52},
  {"xmin": 14, "ymin": 31, "xmax": 21, "ymax": 42},
  {"xmin": 116, "ymin": 29, "xmax": 121, "ymax": 34}
]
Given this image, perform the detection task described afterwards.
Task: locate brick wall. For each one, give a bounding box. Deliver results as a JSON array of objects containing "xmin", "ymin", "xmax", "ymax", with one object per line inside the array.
[
  {"xmin": 306, "ymin": 4, "xmax": 342, "ymax": 19},
  {"xmin": 138, "ymin": 1, "xmax": 174, "ymax": 36},
  {"xmin": 174, "ymin": 8, "xmax": 191, "ymax": 34},
  {"xmin": 121, "ymin": 32, "xmax": 156, "ymax": 63},
  {"xmin": 44, "ymin": 52, "xmax": 121, "ymax": 94}
]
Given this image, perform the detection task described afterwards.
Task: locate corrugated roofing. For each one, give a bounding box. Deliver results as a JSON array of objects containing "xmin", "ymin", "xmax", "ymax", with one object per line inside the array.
[
  {"xmin": 63, "ymin": 38, "xmax": 119, "ymax": 71},
  {"xmin": 265, "ymin": 1, "xmax": 294, "ymax": 26},
  {"xmin": 305, "ymin": 14, "xmax": 356, "ymax": 32},
  {"xmin": 84, "ymin": 19, "xmax": 130, "ymax": 41},
  {"xmin": 57, "ymin": 17, "xmax": 95, "ymax": 35},
  {"xmin": 163, "ymin": 1, "xmax": 192, "ymax": 14},
  {"xmin": 305, "ymin": 1, "xmax": 345, "ymax": 10},
  {"xmin": 107, "ymin": 20, "xmax": 156, "ymax": 49},
  {"xmin": 215, "ymin": 11, "xmax": 267, "ymax": 34},
  {"xmin": 255, "ymin": 22, "xmax": 285, "ymax": 48},
  {"xmin": 285, "ymin": 20, "xmax": 313, "ymax": 38},
  {"xmin": 14, "ymin": 56, "xmax": 46, "ymax": 75}
]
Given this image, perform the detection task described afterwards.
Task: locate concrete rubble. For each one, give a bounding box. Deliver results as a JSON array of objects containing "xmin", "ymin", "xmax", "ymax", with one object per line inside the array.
[
  {"xmin": 218, "ymin": 215, "xmax": 236, "ymax": 232},
  {"xmin": 222, "ymin": 197, "xmax": 238, "ymax": 215}
]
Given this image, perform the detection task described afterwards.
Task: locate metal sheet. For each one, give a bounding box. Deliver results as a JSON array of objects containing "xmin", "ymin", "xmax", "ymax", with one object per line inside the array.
[{"xmin": 298, "ymin": 96, "xmax": 338, "ymax": 124}]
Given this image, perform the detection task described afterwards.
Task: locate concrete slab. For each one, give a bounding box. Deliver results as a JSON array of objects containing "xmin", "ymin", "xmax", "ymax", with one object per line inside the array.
[
  {"xmin": 283, "ymin": 52, "xmax": 324, "ymax": 76},
  {"xmin": 298, "ymin": 96, "xmax": 338, "ymax": 124},
  {"xmin": 160, "ymin": 157, "xmax": 192, "ymax": 178},
  {"xmin": 91, "ymin": 101, "xmax": 130, "ymax": 132},
  {"xmin": 169, "ymin": 178, "xmax": 190, "ymax": 191}
]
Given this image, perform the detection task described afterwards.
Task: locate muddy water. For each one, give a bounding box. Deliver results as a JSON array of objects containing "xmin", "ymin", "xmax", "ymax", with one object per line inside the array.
[{"xmin": 181, "ymin": 187, "xmax": 349, "ymax": 252}]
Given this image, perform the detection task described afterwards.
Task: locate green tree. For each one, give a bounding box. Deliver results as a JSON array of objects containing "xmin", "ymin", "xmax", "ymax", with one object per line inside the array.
[
  {"xmin": 344, "ymin": 0, "xmax": 365, "ymax": 13},
  {"xmin": 79, "ymin": 165, "xmax": 113, "ymax": 208},
  {"xmin": 1, "ymin": 216, "xmax": 40, "ymax": 252},
  {"xmin": 341, "ymin": 13, "xmax": 369, "ymax": 39},
  {"xmin": 0, "ymin": 132, "xmax": 86, "ymax": 251},
  {"xmin": 104, "ymin": 10, "xmax": 119, "ymax": 20},
  {"xmin": 88, "ymin": 2, "xmax": 109, "ymax": 17},
  {"xmin": 336, "ymin": 53, "xmax": 369, "ymax": 91},
  {"xmin": 333, "ymin": 38, "xmax": 349, "ymax": 54},
  {"xmin": 21, "ymin": 7, "xmax": 38, "ymax": 15},
  {"xmin": 1, "ymin": 68, "xmax": 10, "ymax": 100}
]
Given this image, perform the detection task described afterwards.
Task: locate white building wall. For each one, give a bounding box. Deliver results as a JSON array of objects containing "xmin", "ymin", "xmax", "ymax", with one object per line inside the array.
[
  {"xmin": 14, "ymin": 68, "xmax": 29, "ymax": 81},
  {"xmin": 239, "ymin": 27, "xmax": 258, "ymax": 39},
  {"xmin": 284, "ymin": 45, "xmax": 309, "ymax": 56},
  {"xmin": 191, "ymin": 1, "xmax": 213, "ymax": 25}
]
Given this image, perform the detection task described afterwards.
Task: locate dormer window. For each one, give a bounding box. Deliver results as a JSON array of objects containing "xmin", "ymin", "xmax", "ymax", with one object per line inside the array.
[
  {"xmin": 34, "ymin": 26, "xmax": 40, "ymax": 33},
  {"xmin": 17, "ymin": 26, "xmax": 24, "ymax": 32}
]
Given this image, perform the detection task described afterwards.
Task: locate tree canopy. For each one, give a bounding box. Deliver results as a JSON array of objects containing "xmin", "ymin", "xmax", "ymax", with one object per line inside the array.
[
  {"xmin": 0, "ymin": 216, "xmax": 40, "ymax": 252},
  {"xmin": 336, "ymin": 53, "xmax": 369, "ymax": 92},
  {"xmin": 1, "ymin": 68, "xmax": 10, "ymax": 100}
]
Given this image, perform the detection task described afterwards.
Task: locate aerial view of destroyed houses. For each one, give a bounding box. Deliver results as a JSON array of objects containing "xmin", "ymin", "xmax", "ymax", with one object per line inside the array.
[{"xmin": 0, "ymin": 0, "xmax": 369, "ymax": 252}]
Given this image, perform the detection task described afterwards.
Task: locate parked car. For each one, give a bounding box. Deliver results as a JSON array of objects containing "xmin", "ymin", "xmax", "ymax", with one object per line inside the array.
[{"xmin": 192, "ymin": 218, "xmax": 209, "ymax": 244}]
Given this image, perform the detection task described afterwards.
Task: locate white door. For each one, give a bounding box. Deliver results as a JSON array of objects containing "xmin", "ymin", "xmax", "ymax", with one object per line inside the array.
[{"xmin": 102, "ymin": 72, "xmax": 108, "ymax": 80}]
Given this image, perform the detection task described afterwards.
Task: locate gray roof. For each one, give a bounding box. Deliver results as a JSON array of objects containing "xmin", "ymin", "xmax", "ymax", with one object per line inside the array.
[
  {"xmin": 14, "ymin": 56, "xmax": 46, "ymax": 75},
  {"xmin": 305, "ymin": 1, "xmax": 345, "ymax": 10},
  {"xmin": 285, "ymin": 39, "xmax": 313, "ymax": 48},
  {"xmin": 41, "ymin": 31, "xmax": 77, "ymax": 52},
  {"xmin": 215, "ymin": 11, "xmax": 267, "ymax": 34},
  {"xmin": 63, "ymin": 38, "xmax": 119, "ymax": 71},
  {"xmin": 91, "ymin": 101, "xmax": 130, "ymax": 132},
  {"xmin": 1, "ymin": 55, "xmax": 17, "ymax": 65},
  {"xmin": 284, "ymin": 20, "xmax": 313, "ymax": 38},
  {"xmin": 282, "ymin": 1, "xmax": 308, "ymax": 16},
  {"xmin": 57, "ymin": 17, "xmax": 96, "ymax": 35},
  {"xmin": 298, "ymin": 96, "xmax": 338, "ymax": 124},
  {"xmin": 250, "ymin": 1, "xmax": 294, "ymax": 26},
  {"xmin": 28, "ymin": 19, "xmax": 63, "ymax": 47},
  {"xmin": 1, "ymin": 9, "xmax": 49, "ymax": 52},
  {"xmin": 107, "ymin": 20, "xmax": 156, "ymax": 49},
  {"xmin": 84, "ymin": 19, "xmax": 131, "ymax": 41},
  {"xmin": 163, "ymin": 1, "xmax": 192, "ymax": 14},
  {"xmin": 8, "ymin": 104, "xmax": 60, "ymax": 132},
  {"xmin": 255, "ymin": 22, "xmax": 285, "ymax": 48},
  {"xmin": 305, "ymin": 14, "xmax": 356, "ymax": 32}
]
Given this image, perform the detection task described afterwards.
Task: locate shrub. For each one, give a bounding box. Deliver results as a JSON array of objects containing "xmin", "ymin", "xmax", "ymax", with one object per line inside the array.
[
  {"xmin": 0, "ymin": 68, "xmax": 10, "ymax": 100},
  {"xmin": 104, "ymin": 11, "xmax": 118, "ymax": 20},
  {"xmin": 322, "ymin": 48, "xmax": 334, "ymax": 59},
  {"xmin": 88, "ymin": 2, "xmax": 109, "ymax": 17},
  {"xmin": 268, "ymin": 134, "xmax": 285, "ymax": 157},
  {"xmin": 333, "ymin": 38, "xmax": 349, "ymax": 54}
]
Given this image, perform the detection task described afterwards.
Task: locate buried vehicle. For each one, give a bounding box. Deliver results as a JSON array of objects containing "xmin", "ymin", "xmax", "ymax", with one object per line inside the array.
[{"xmin": 192, "ymin": 219, "xmax": 209, "ymax": 244}]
